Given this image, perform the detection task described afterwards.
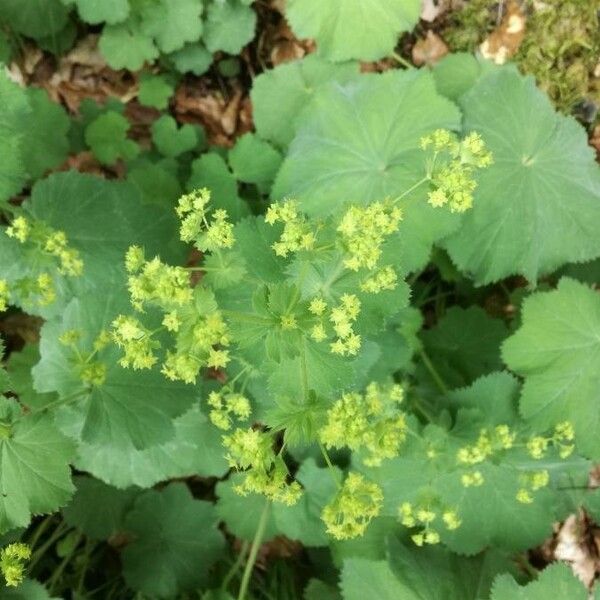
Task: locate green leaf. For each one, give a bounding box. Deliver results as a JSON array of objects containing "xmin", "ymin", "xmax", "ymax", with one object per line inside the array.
[
  {"xmin": 490, "ymin": 563, "xmax": 590, "ymax": 600},
  {"xmin": 21, "ymin": 88, "xmax": 70, "ymax": 180},
  {"xmin": 168, "ymin": 42, "xmax": 213, "ymax": 75},
  {"xmin": 141, "ymin": 0, "xmax": 203, "ymax": 53},
  {"xmin": 251, "ymin": 55, "xmax": 359, "ymax": 149},
  {"xmin": 73, "ymin": 405, "xmax": 228, "ymax": 488},
  {"xmin": 187, "ymin": 153, "xmax": 248, "ymax": 220},
  {"xmin": 66, "ymin": 0, "xmax": 129, "ymax": 24},
  {"xmin": 502, "ymin": 277, "xmax": 600, "ymax": 458},
  {"xmin": 62, "ymin": 476, "xmax": 138, "ymax": 539},
  {"xmin": 215, "ymin": 475, "xmax": 278, "ymax": 541},
  {"xmin": 127, "ymin": 162, "xmax": 182, "ymax": 207},
  {"xmin": 391, "ymin": 538, "xmax": 515, "ymax": 599},
  {"xmin": 28, "ymin": 171, "xmax": 184, "ymax": 265},
  {"xmin": 273, "ymin": 70, "xmax": 462, "ymax": 273},
  {"xmin": 367, "ymin": 409, "xmax": 564, "ymax": 554},
  {"xmin": 34, "ymin": 295, "xmax": 195, "ymax": 451},
  {"xmin": 449, "ymin": 372, "xmax": 520, "ymax": 426},
  {"xmin": 431, "ymin": 52, "xmax": 483, "ymax": 101},
  {"xmin": 138, "ymin": 74, "xmax": 174, "ymax": 110},
  {"xmin": 273, "ymin": 458, "xmax": 340, "ymax": 546},
  {"xmin": 203, "ymin": 0, "xmax": 256, "ymax": 55},
  {"xmin": 228, "ymin": 133, "xmax": 282, "ymax": 184},
  {"xmin": 85, "ymin": 111, "xmax": 139, "ymax": 165},
  {"xmin": 305, "ymin": 580, "xmax": 341, "ymax": 600},
  {"xmin": 0, "ymin": 579, "xmax": 60, "ymax": 599},
  {"xmin": 340, "ymin": 558, "xmax": 408, "ymax": 600},
  {"xmin": 0, "ymin": 399, "xmax": 75, "ymax": 533},
  {"xmin": 286, "ymin": 0, "xmax": 421, "ymax": 62},
  {"xmin": 421, "ymin": 307, "xmax": 509, "ymax": 389},
  {"xmin": 99, "ymin": 22, "xmax": 158, "ymax": 71},
  {"xmin": 0, "ymin": 0, "xmax": 69, "ymax": 39},
  {"xmin": 5, "ymin": 345, "xmax": 55, "ymax": 410},
  {"xmin": 443, "ymin": 70, "xmax": 600, "ymax": 284},
  {"xmin": 152, "ymin": 115, "xmax": 198, "ymax": 158},
  {"xmin": 122, "ymin": 483, "xmax": 225, "ymax": 598},
  {"xmin": 0, "ymin": 71, "xmax": 30, "ymax": 203}
]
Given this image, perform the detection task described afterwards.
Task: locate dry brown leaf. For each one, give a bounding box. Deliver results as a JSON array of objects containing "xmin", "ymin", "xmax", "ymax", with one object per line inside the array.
[
  {"xmin": 175, "ymin": 80, "xmax": 251, "ymax": 146},
  {"xmin": 412, "ymin": 30, "xmax": 449, "ymax": 66},
  {"xmin": 554, "ymin": 513, "xmax": 599, "ymax": 589},
  {"xmin": 479, "ymin": 0, "xmax": 526, "ymax": 65}
]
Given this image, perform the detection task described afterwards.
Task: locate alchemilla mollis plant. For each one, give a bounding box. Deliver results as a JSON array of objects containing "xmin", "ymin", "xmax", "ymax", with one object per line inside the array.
[{"xmin": 1, "ymin": 0, "xmax": 600, "ymax": 597}]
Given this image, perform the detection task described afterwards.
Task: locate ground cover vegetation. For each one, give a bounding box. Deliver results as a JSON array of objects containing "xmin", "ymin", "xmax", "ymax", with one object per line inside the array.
[{"xmin": 0, "ymin": 0, "xmax": 599, "ymax": 598}]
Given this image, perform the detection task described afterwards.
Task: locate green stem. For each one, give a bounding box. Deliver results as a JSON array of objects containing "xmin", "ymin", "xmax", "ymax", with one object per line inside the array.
[
  {"xmin": 17, "ymin": 388, "xmax": 88, "ymax": 422},
  {"xmin": 27, "ymin": 515, "xmax": 53, "ymax": 552},
  {"xmin": 221, "ymin": 540, "xmax": 249, "ymax": 592},
  {"xmin": 237, "ymin": 501, "xmax": 271, "ymax": 600},
  {"xmin": 319, "ymin": 442, "xmax": 341, "ymax": 489},
  {"xmin": 393, "ymin": 177, "xmax": 429, "ymax": 204},
  {"xmin": 28, "ymin": 521, "xmax": 70, "ymax": 572},
  {"xmin": 47, "ymin": 532, "xmax": 83, "ymax": 594},
  {"xmin": 391, "ymin": 51, "xmax": 414, "ymax": 69},
  {"xmin": 418, "ymin": 349, "xmax": 448, "ymax": 395}
]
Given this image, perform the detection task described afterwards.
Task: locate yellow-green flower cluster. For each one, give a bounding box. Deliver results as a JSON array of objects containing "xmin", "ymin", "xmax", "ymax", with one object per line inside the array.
[
  {"xmin": 176, "ymin": 188, "xmax": 235, "ymax": 251},
  {"xmin": 421, "ymin": 129, "xmax": 493, "ymax": 213},
  {"xmin": 516, "ymin": 470, "xmax": 550, "ymax": 505},
  {"xmin": 0, "ymin": 543, "xmax": 31, "ymax": 587},
  {"xmin": 111, "ymin": 315, "xmax": 159, "ymax": 370},
  {"xmin": 5, "ymin": 216, "xmax": 29, "ymax": 243},
  {"xmin": 457, "ymin": 424, "xmax": 516, "ymax": 465},
  {"xmin": 337, "ymin": 201, "xmax": 402, "ymax": 271},
  {"xmin": 126, "ymin": 251, "xmax": 192, "ymax": 312},
  {"xmin": 7, "ymin": 216, "xmax": 84, "ymax": 277},
  {"xmin": 321, "ymin": 472, "xmax": 383, "ymax": 540},
  {"xmin": 161, "ymin": 309, "xmax": 230, "ymax": 383},
  {"xmin": 4, "ymin": 216, "xmax": 83, "ymax": 308},
  {"xmin": 265, "ymin": 200, "xmax": 316, "ymax": 257},
  {"xmin": 328, "ymin": 294, "xmax": 361, "ymax": 356},
  {"xmin": 320, "ymin": 382, "xmax": 406, "ymax": 466},
  {"xmin": 43, "ymin": 230, "xmax": 84, "ymax": 276},
  {"xmin": 527, "ymin": 421, "xmax": 575, "ymax": 460},
  {"xmin": 398, "ymin": 502, "xmax": 461, "ymax": 546},
  {"xmin": 359, "ymin": 265, "xmax": 398, "ymax": 294},
  {"xmin": 208, "ymin": 390, "xmax": 251, "ymax": 430},
  {"xmin": 0, "ymin": 280, "xmax": 8, "ymax": 312},
  {"xmin": 223, "ymin": 427, "xmax": 301, "ymax": 505},
  {"xmin": 461, "ymin": 470, "xmax": 484, "ymax": 487}
]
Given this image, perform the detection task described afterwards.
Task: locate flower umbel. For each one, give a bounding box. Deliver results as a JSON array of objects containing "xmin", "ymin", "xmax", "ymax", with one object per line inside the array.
[
  {"xmin": 322, "ymin": 472, "xmax": 383, "ymax": 540},
  {"xmin": 0, "ymin": 543, "xmax": 31, "ymax": 587}
]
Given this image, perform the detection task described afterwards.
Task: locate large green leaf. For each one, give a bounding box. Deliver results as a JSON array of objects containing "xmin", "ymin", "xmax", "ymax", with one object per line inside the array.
[
  {"xmin": 273, "ymin": 70, "xmax": 462, "ymax": 272},
  {"xmin": 0, "ymin": 399, "xmax": 75, "ymax": 533},
  {"xmin": 286, "ymin": 0, "xmax": 421, "ymax": 62},
  {"xmin": 21, "ymin": 88, "xmax": 70, "ymax": 180},
  {"xmin": 62, "ymin": 476, "xmax": 138, "ymax": 540},
  {"xmin": 250, "ymin": 55, "xmax": 359, "ymax": 149},
  {"xmin": 122, "ymin": 483, "xmax": 225, "ymax": 598},
  {"xmin": 502, "ymin": 278, "xmax": 600, "ymax": 458},
  {"xmin": 73, "ymin": 405, "xmax": 228, "ymax": 488},
  {"xmin": 443, "ymin": 70, "xmax": 600, "ymax": 284},
  {"xmin": 421, "ymin": 306, "xmax": 509, "ymax": 389},
  {"xmin": 0, "ymin": 0, "xmax": 70, "ymax": 39},
  {"xmin": 33, "ymin": 294, "xmax": 195, "ymax": 451},
  {"xmin": 0, "ymin": 72, "xmax": 29, "ymax": 203},
  {"xmin": 490, "ymin": 563, "xmax": 594, "ymax": 600}
]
